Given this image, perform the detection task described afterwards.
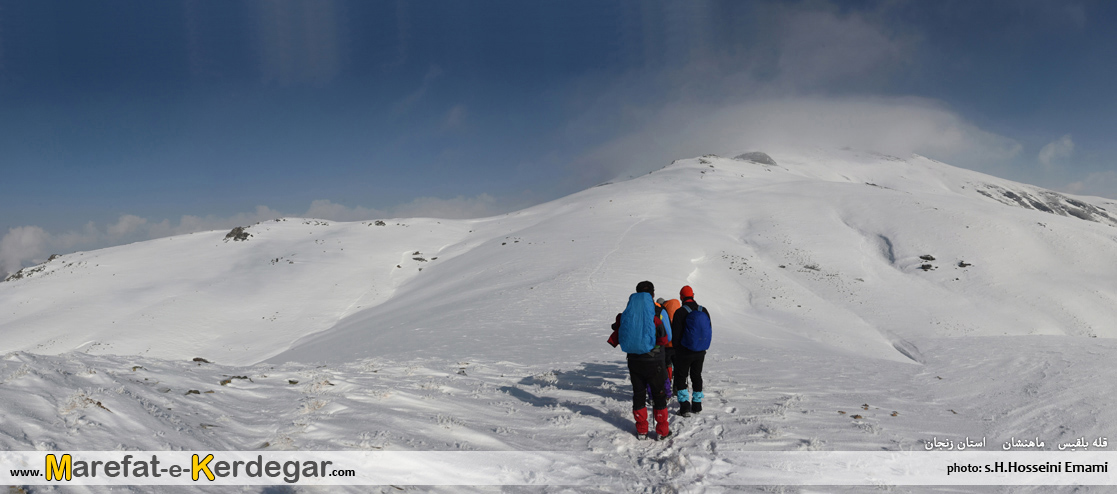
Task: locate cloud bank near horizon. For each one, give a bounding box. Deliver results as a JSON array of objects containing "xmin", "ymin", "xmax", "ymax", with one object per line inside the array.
[
  {"xmin": 574, "ymin": 96, "xmax": 1025, "ymax": 184},
  {"xmin": 559, "ymin": 5, "xmax": 1030, "ymax": 190},
  {"xmin": 560, "ymin": 4, "xmax": 1102, "ymax": 200}
]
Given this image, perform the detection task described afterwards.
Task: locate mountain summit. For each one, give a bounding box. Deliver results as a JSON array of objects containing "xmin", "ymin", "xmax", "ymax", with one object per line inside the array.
[{"xmin": 3, "ymin": 148, "xmax": 1116, "ymax": 367}]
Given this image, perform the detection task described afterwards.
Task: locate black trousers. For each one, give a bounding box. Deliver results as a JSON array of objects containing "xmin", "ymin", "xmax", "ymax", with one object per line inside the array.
[
  {"xmin": 672, "ymin": 350, "xmax": 705, "ymax": 396},
  {"xmin": 628, "ymin": 357, "xmax": 668, "ymax": 411}
]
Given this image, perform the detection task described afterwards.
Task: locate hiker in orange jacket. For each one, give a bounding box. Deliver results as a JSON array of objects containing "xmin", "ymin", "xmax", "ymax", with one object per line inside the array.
[
  {"xmin": 656, "ymin": 297, "xmax": 678, "ymax": 389},
  {"xmin": 660, "ymin": 297, "xmax": 682, "ymax": 321}
]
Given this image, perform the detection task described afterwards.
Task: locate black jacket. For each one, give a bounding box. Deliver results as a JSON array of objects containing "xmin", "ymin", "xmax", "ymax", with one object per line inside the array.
[{"xmin": 671, "ymin": 298, "xmax": 710, "ymax": 354}]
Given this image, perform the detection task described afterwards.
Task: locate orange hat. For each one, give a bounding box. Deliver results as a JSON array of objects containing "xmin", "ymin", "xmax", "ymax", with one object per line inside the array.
[{"xmin": 680, "ymin": 285, "xmax": 694, "ymax": 299}]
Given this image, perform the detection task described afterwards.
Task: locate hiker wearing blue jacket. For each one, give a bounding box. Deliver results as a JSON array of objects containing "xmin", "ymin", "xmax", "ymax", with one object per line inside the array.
[
  {"xmin": 671, "ymin": 285, "xmax": 711, "ymax": 417},
  {"xmin": 615, "ymin": 281, "xmax": 672, "ymax": 440}
]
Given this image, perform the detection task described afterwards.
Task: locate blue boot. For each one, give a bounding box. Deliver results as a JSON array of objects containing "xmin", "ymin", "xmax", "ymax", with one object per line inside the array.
[{"xmin": 676, "ymin": 390, "xmax": 691, "ymax": 417}]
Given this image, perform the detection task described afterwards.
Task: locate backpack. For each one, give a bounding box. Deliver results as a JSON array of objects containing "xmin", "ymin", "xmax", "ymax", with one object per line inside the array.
[
  {"xmin": 618, "ymin": 292, "xmax": 656, "ymax": 354},
  {"xmin": 679, "ymin": 305, "xmax": 711, "ymax": 351},
  {"xmin": 662, "ymin": 299, "xmax": 682, "ymax": 322},
  {"xmin": 656, "ymin": 306, "xmax": 672, "ymax": 347}
]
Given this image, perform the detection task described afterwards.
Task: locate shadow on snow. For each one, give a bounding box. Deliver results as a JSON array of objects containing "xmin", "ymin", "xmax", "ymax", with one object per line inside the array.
[{"xmin": 500, "ymin": 361, "xmax": 635, "ymax": 433}]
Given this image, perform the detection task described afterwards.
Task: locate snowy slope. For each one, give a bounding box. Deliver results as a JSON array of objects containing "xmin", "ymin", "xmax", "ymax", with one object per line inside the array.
[
  {"xmin": 6, "ymin": 336, "xmax": 1117, "ymax": 490},
  {"xmin": 0, "ymin": 217, "xmax": 479, "ymax": 365},
  {"xmin": 277, "ymin": 148, "xmax": 1117, "ymax": 367},
  {"xmin": 6, "ymin": 148, "xmax": 1117, "ymax": 367},
  {"xmin": 4, "ymin": 148, "xmax": 1117, "ymax": 492}
]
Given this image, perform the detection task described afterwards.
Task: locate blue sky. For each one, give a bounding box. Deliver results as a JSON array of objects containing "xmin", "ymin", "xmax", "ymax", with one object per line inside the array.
[{"xmin": 2, "ymin": 0, "xmax": 1116, "ymax": 275}]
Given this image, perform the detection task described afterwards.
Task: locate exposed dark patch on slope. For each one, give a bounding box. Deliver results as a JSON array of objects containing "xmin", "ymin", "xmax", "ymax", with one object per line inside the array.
[
  {"xmin": 973, "ymin": 184, "xmax": 1117, "ymax": 227},
  {"xmin": 880, "ymin": 329, "xmax": 925, "ymax": 364},
  {"xmin": 4, "ymin": 255, "xmax": 70, "ymax": 282},
  {"xmin": 878, "ymin": 235, "xmax": 896, "ymax": 264},
  {"xmin": 734, "ymin": 151, "xmax": 777, "ymax": 166}
]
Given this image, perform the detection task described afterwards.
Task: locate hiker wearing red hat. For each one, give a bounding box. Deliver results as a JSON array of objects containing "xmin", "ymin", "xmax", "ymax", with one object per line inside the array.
[
  {"xmin": 679, "ymin": 286, "xmax": 694, "ymax": 299},
  {"xmin": 671, "ymin": 285, "xmax": 712, "ymax": 417}
]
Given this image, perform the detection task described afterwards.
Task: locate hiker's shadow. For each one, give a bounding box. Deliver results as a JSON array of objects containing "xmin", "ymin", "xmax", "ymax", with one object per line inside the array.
[{"xmin": 498, "ymin": 361, "xmax": 635, "ymax": 432}]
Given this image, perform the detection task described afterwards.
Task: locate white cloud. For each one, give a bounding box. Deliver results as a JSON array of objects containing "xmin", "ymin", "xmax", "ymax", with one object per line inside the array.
[
  {"xmin": 561, "ymin": 6, "xmax": 1027, "ymax": 185},
  {"xmin": 107, "ymin": 214, "xmax": 148, "ymax": 237},
  {"xmin": 1038, "ymin": 134, "xmax": 1074, "ymax": 170},
  {"xmin": 576, "ymin": 96, "xmax": 1022, "ymax": 181},
  {"xmin": 0, "ymin": 226, "xmax": 49, "ymax": 277},
  {"xmin": 53, "ymin": 222, "xmax": 101, "ymax": 251},
  {"xmin": 1062, "ymin": 170, "xmax": 1117, "ymax": 200}
]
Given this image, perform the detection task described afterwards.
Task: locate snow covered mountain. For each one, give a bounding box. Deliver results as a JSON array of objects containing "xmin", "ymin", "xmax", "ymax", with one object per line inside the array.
[
  {"xmin": 4, "ymin": 148, "xmax": 1117, "ymax": 366},
  {"xmin": 4, "ymin": 148, "xmax": 1117, "ymax": 491}
]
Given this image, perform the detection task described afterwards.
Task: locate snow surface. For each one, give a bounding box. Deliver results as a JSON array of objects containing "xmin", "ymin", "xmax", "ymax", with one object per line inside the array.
[{"xmin": 3, "ymin": 148, "xmax": 1117, "ymax": 492}]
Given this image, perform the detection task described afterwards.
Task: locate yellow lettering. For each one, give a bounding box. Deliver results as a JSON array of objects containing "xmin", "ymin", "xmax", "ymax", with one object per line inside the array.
[
  {"xmin": 192, "ymin": 454, "xmax": 215, "ymax": 481},
  {"xmin": 46, "ymin": 454, "xmax": 72, "ymax": 481}
]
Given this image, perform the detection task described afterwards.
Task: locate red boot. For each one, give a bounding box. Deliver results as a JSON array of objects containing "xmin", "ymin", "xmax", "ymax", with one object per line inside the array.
[
  {"xmin": 633, "ymin": 408, "xmax": 649, "ymax": 438},
  {"xmin": 653, "ymin": 408, "xmax": 670, "ymax": 440}
]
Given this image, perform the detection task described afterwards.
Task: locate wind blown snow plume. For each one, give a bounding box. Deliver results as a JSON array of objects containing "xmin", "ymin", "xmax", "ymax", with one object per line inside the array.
[{"xmin": 576, "ymin": 97, "xmax": 1023, "ymax": 184}]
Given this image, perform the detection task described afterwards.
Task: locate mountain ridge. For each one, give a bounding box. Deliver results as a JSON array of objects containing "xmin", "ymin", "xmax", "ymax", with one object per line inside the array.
[{"xmin": 3, "ymin": 148, "xmax": 1116, "ymax": 368}]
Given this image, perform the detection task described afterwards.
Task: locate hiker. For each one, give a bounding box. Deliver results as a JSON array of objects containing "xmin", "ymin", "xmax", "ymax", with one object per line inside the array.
[
  {"xmin": 656, "ymin": 298, "xmax": 676, "ymax": 397},
  {"xmin": 671, "ymin": 285, "xmax": 711, "ymax": 417},
  {"xmin": 660, "ymin": 297, "xmax": 682, "ymax": 322},
  {"xmin": 609, "ymin": 281, "xmax": 672, "ymax": 440},
  {"xmin": 612, "ymin": 302, "xmax": 673, "ymax": 408}
]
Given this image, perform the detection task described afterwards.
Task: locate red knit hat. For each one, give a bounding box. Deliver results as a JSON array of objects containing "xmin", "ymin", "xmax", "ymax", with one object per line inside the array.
[{"xmin": 680, "ymin": 285, "xmax": 694, "ymax": 299}]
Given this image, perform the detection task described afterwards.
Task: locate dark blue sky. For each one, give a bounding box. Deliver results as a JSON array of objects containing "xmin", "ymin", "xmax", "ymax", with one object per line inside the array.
[{"xmin": 2, "ymin": 0, "xmax": 1115, "ymax": 274}]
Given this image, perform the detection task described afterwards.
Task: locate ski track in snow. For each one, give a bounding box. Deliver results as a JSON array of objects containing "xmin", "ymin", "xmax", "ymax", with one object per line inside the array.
[{"xmin": 588, "ymin": 218, "xmax": 645, "ymax": 290}]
